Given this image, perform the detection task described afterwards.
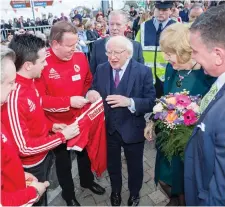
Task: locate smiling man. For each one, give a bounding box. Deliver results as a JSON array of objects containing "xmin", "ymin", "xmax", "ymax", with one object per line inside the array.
[
  {"xmin": 87, "ymin": 36, "xmax": 155, "ymax": 206},
  {"xmin": 184, "ymin": 5, "xmax": 225, "ymax": 206}
]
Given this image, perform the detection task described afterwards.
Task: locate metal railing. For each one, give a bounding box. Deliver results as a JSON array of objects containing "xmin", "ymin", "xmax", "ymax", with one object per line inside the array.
[{"xmin": 1, "ymin": 25, "xmax": 52, "ymax": 40}]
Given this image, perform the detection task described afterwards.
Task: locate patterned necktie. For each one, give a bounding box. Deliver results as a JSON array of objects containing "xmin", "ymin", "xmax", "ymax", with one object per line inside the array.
[
  {"xmin": 114, "ymin": 69, "xmax": 121, "ymax": 88},
  {"xmin": 199, "ymin": 83, "xmax": 218, "ymax": 113}
]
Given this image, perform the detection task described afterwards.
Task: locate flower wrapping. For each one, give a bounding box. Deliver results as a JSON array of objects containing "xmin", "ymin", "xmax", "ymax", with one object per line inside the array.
[{"xmin": 152, "ymin": 90, "xmax": 201, "ymax": 161}]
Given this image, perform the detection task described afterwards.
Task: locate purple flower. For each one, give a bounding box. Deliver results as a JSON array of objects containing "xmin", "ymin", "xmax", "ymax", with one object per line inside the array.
[
  {"xmin": 167, "ymin": 104, "xmax": 175, "ymax": 110},
  {"xmin": 159, "ymin": 111, "xmax": 168, "ymax": 120},
  {"xmin": 174, "ymin": 119, "xmax": 184, "ymax": 125},
  {"xmin": 154, "ymin": 112, "xmax": 161, "ymax": 119}
]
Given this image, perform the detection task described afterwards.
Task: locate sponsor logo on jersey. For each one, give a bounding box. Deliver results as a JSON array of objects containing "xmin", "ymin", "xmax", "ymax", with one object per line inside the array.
[
  {"xmin": 74, "ymin": 64, "xmax": 80, "ymax": 72},
  {"xmin": 27, "ymin": 98, "xmax": 36, "ymax": 112},
  {"xmin": 49, "ymin": 68, "xmax": 60, "ymax": 79},
  {"xmin": 88, "ymin": 104, "xmax": 104, "ymax": 120}
]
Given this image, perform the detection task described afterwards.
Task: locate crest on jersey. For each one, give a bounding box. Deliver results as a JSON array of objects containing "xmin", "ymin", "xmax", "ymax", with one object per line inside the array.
[{"xmin": 74, "ymin": 64, "xmax": 80, "ymax": 72}]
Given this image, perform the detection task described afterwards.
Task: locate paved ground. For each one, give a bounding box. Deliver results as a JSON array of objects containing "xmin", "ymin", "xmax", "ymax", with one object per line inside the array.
[{"xmin": 48, "ymin": 141, "xmax": 169, "ymax": 206}]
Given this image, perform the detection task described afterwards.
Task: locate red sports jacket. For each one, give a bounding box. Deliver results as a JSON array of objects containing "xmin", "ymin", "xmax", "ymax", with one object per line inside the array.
[
  {"xmin": 1, "ymin": 124, "xmax": 38, "ymax": 206},
  {"xmin": 1, "ymin": 75, "xmax": 66, "ymax": 167},
  {"xmin": 35, "ymin": 49, "xmax": 93, "ymax": 125}
]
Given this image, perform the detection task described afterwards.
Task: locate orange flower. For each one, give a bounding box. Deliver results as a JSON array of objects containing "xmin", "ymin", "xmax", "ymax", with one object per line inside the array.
[
  {"xmin": 165, "ymin": 111, "xmax": 178, "ymax": 123},
  {"xmin": 166, "ymin": 97, "xmax": 177, "ymax": 105}
]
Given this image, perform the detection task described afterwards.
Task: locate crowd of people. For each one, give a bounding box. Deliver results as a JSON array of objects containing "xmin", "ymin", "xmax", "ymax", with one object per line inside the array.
[{"xmin": 1, "ymin": 0, "xmax": 225, "ymax": 206}]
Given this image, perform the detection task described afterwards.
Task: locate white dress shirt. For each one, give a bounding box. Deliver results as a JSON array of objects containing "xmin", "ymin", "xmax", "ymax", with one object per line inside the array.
[{"xmin": 216, "ymin": 72, "xmax": 225, "ymax": 91}]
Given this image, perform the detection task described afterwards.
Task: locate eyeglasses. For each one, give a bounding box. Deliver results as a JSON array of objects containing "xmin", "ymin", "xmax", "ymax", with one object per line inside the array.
[{"xmin": 105, "ymin": 50, "xmax": 126, "ymax": 57}]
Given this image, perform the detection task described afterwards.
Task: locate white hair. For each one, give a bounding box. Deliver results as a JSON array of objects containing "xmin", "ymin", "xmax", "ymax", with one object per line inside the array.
[
  {"xmin": 108, "ymin": 10, "xmax": 128, "ymax": 24},
  {"xmin": 1, "ymin": 46, "xmax": 16, "ymax": 83},
  {"xmin": 105, "ymin": 35, "xmax": 133, "ymax": 58}
]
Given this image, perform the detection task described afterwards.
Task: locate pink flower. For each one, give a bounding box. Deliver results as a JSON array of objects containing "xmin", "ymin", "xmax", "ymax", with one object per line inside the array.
[
  {"xmin": 176, "ymin": 95, "xmax": 191, "ymax": 107},
  {"xmin": 183, "ymin": 110, "xmax": 198, "ymax": 126}
]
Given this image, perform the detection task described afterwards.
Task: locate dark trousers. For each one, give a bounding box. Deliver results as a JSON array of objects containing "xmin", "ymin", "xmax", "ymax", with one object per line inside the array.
[
  {"xmin": 24, "ymin": 152, "xmax": 53, "ymax": 206},
  {"xmin": 107, "ymin": 131, "xmax": 145, "ymax": 196},
  {"xmin": 53, "ymin": 144, "xmax": 94, "ymax": 201}
]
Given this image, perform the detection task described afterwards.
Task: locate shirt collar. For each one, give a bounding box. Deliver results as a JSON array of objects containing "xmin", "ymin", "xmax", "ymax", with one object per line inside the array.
[
  {"xmin": 16, "ymin": 74, "xmax": 34, "ymax": 86},
  {"xmin": 216, "ymin": 72, "xmax": 225, "ymax": 91},
  {"xmin": 120, "ymin": 59, "xmax": 130, "ymax": 71},
  {"xmin": 49, "ymin": 48, "xmax": 68, "ymax": 63},
  {"xmin": 154, "ymin": 18, "xmax": 171, "ymax": 29}
]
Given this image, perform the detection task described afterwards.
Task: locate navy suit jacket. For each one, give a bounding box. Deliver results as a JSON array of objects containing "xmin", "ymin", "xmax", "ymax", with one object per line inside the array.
[
  {"xmin": 91, "ymin": 59, "xmax": 155, "ymax": 143},
  {"xmin": 90, "ymin": 38, "xmax": 144, "ymax": 75},
  {"xmin": 184, "ymin": 83, "xmax": 225, "ymax": 206}
]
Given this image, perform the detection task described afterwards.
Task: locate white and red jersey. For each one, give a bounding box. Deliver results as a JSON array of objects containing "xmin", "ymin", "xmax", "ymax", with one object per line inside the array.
[
  {"xmin": 35, "ymin": 48, "xmax": 93, "ymax": 125},
  {"xmin": 1, "ymin": 74, "xmax": 66, "ymax": 167},
  {"xmin": 1, "ymin": 124, "xmax": 38, "ymax": 206},
  {"xmin": 67, "ymin": 99, "xmax": 107, "ymax": 177}
]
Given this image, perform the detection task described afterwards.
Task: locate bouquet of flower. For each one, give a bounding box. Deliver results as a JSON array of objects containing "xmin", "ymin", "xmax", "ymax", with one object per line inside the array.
[{"xmin": 152, "ymin": 90, "xmax": 201, "ymax": 161}]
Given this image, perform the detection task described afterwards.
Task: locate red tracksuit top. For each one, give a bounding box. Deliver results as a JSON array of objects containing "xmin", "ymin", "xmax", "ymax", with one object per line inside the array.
[
  {"xmin": 1, "ymin": 74, "xmax": 66, "ymax": 167},
  {"xmin": 35, "ymin": 49, "xmax": 93, "ymax": 125},
  {"xmin": 1, "ymin": 124, "xmax": 38, "ymax": 206},
  {"xmin": 67, "ymin": 99, "xmax": 107, "ymax": 177}
]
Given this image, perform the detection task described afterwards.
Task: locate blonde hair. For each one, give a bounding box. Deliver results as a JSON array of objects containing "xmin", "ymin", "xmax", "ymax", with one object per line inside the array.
[{"xmin": 160, "ymin": 23, "xmax": 192, "ymax": 64}]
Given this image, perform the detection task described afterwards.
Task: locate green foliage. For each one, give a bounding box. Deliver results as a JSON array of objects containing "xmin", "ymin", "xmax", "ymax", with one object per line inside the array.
[{"xmin": 155, "ymin": 121, "xmax": 195, "ymax": 161}]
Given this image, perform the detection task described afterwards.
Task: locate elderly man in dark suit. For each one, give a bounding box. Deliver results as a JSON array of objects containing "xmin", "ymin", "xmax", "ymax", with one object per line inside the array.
[
  {"xmin": 185, "ymin": 5, "xmax": 225, "ymax": 206},
  {"xmin": 90, "ymin": 10, "xmax": 144, "ymax": 75},
  {"xmin": 87, "ymin": 36, "xmax": 155, "ymax": 206}
]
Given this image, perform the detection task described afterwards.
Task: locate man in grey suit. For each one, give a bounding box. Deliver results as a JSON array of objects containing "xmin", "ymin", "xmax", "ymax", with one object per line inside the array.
[
  {"xmin": 185, "ymin": 5, "xmax": 225, "ymax": 206},
  {"xmin": 90, "ymin": 10, "xmax": 144, "ymax": 75}
]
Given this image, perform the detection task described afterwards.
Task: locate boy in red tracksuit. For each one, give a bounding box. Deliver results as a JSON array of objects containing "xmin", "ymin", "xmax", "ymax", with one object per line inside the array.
[
  {"xmin": 0, "ymin": 46, "xmax": 49, "ymax": 206},
  {"xmin": 1, "ymin": 34, "xmax": 80, "ymax": 206},
  {"xmin": 35, "ymin": 21, "xmax": 105, "ymax": 206}
]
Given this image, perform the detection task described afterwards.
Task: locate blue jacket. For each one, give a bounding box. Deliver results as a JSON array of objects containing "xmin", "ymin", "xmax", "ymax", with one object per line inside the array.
[
  {"xmin": 184, "ymin": 83, "xmax": 225, "ymax": 206},
  {"xmin": 91, "ymin": 58, "xmax": 155, "ymax": 143},
  {"xmin": 90, "ymin": 38, "xmax": 144, "ymax": 75}
]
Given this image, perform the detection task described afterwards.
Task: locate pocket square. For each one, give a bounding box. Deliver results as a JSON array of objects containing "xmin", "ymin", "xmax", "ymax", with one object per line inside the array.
[{"xmin": 197, "ymin": 122, "xmax": 205, "ymax": 132}]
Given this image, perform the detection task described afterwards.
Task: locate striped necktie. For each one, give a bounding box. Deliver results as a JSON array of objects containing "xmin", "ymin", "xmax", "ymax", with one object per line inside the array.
[{"xmin": 199, "ymin": 83, "xmax": 218, "ymax": 114}]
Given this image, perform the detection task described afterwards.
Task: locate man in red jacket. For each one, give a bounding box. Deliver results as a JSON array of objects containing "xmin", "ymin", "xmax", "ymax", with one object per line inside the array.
[
  {"xmin": 35, "ymin": 21, "xmax": 105, "ymax": 206},
  {"xmin": 1, "ymin": 34, "xmax": 80, "ymax": 206},
  {"xmin": 0, "ymin": 46, "xmax": 49, "ymax": 206}
]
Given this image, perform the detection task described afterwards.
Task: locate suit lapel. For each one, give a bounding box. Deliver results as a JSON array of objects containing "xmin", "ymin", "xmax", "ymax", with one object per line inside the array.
[
  {"xmin": 187, "ymin": 83, "xmax": 225, "ymax": 142},
  {"xmin": 126, "ymin": 59, "xmax": 138, "ymax": 96},
  {"xmin": 104, "ymin": 62, "xmax": 111, "ymax": 95}
]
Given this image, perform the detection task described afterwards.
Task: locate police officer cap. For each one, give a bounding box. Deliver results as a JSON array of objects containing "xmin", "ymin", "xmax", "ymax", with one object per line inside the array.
[{"xmin": 155, "ymin": 0, "xmax": 174, "ymax": 9}]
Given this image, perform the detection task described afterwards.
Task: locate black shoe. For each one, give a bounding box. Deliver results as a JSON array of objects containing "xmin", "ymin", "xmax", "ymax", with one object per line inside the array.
[
  {"xmin": 110, "ymin": 192, "xmax": 121, "ymax": 206},
  {"xmin": 82, "ymin": 182, "xmax": 106, "ymax": 195},
  {"xmin": 127, "ymin": 195, "xmax": 140, "ymax": 206},
  {"xmin": 66, "ymin": 198, "xmax": 81, "ymax": 206}
]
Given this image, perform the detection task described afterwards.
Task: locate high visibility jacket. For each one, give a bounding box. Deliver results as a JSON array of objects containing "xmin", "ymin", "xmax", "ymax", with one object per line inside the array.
[{"xmin": 136, "ymin": 19, "xmax": 175, "ymax": 83}]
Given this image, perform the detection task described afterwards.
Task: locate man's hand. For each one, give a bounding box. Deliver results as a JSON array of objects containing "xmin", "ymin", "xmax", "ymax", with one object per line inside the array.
[
  {"xmin": 70, "ymin": 96, "xmax": 89, "ymax": 108},
  {"xmin": 106, "ymin": 95, "xmax": 131, "ymax": 108},
  {"xmin": 52, "ymin": 123, "xmax": 67, "ymax": 133},
  {"xmin": 86, "ymin": 90, "xmax": 101, "ymax": 103},
  {"xmin": 30, "ymin": 180, "xmax": 50, "ymax": 201},
  {"xmin": 61, "ymin": 123, "xmax": 80, "ymax": 140},
  {"xmin": 25, "ymin": 172, "xmax": 38, "ymax": 186}
]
